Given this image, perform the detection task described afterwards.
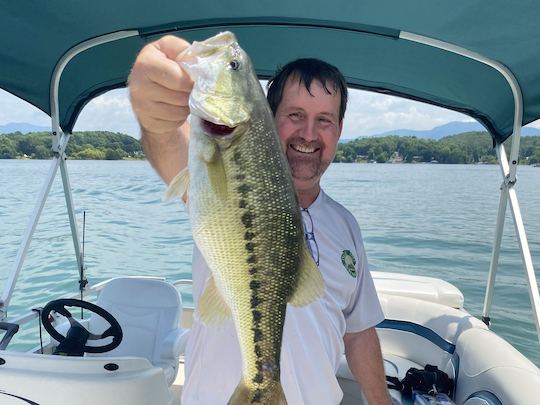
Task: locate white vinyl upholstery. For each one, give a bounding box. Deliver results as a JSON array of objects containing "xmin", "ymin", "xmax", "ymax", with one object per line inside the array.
[
  {"xmin": 455, "ymin": 327, "xmax": 540, "ymax": 405},
  {"xmin": 87, "ymin": 277, "xmax": 188, "ymax": 385}
]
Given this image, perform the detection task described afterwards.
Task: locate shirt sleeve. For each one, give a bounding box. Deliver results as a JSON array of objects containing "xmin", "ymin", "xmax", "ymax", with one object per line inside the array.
[{"xmin": 343, "ymin": 225, "xmax": 385, "ymax": 333}]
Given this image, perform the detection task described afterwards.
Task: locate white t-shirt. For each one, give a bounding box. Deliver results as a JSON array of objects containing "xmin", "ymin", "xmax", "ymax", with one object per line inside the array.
[{"xmin": 182, "ymin": 190, "xmax": 384, "ymax": 405}]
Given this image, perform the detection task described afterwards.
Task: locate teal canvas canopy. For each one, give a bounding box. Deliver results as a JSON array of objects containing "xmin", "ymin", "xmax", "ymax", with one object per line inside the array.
[{"xmin": 1, "ymin": 1, "xmax": 539, "ymax": 143}]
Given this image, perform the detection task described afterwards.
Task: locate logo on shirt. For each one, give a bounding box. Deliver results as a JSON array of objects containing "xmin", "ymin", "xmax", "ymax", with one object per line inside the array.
[{"xmin": 341, "ymin": 250, "xmax": 357, "ymax": 277}]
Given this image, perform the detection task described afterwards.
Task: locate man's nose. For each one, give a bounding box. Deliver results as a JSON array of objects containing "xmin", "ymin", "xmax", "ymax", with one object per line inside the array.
[{"xmin": 300, "ymin": 119, "xmax": 318, "ymax": 141}]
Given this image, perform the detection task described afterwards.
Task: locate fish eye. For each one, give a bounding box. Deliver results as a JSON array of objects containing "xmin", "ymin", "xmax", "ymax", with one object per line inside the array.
[{"xmin": 228, "ymin": 59, "xmax": 240, "ymax": 71}]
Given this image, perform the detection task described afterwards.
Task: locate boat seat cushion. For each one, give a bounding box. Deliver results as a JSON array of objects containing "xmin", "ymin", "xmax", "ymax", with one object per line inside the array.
[
  {"xmin": 86, "ymin": 277, "xmax": 188, "ymax": 385},
  {"xmin": 455, "ymin": 327, "xmax": 540, "ymax": 405},
  {"xmin": 372, "ymin": 272, "xmax": 464, "ymax": 309},
  {"xmin": 377, "ymin": 293, "xmax": 485, "ymax": 374}
]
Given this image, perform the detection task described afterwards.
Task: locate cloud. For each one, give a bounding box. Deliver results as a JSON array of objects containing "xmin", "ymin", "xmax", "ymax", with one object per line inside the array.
[
  {"xmin": 73, "ymin": 89, "xmax": 140, "ymax": 138},
  {"xmin": 0, "ymin": 90, "xmax": 50, "ymax": 126},
  {"xmin": 341, "ymin": 90, "xmax": 473, "ymax": 138},
  {"xmin": 3, "ymin": 86, "xmax": 537, "ymax": 139},
  {"xmin": 526, "ymin": 119, "xmax": 540, "ymax": 129}
]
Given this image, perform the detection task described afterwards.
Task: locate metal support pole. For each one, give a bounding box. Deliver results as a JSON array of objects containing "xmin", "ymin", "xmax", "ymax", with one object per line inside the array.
[
  {"xmin": 59, "ymin": 155, "xmax": 84, "ymax": 288},
  {"xmin": 507, "ymin": 181, "xmax": 540, "ymax": 342},
  {"xmin": 482, "ymin": 144, "xmax": 510, "ymax": 326},
  {"xmin": 482, "ymin": 185, "xmax": 508, "ymax": 326},
  {"xmin": 483, "ymin": 143, "xmax": 540, "ymax": 341}
]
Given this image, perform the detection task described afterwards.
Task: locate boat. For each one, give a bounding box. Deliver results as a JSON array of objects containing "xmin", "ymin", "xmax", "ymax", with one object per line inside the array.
[{"xmin": 1, "ymin": 1, "xmax": 540, "ymax": 404}]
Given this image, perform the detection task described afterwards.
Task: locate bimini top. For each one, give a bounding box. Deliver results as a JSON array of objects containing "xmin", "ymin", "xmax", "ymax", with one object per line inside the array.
[{"xmin": 1, "ymin": 1, "xmax": 539, "ymax": 143}]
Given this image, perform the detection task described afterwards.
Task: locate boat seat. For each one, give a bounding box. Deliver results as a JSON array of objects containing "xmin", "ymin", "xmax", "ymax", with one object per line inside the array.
[
  {"xmin": 372, "ymin": 271, "xmax": 464, "ymax": 309},
  {"xmin": 377, "ymin": 293, "xmax": 486, "ymax": 377},
  {"xmin": 86, "ymin": 277, "xmax": 188, "ymax": 385},
  {"xmin": 454, "ymin": 327, "xmax": 540, "ymax": 405}
]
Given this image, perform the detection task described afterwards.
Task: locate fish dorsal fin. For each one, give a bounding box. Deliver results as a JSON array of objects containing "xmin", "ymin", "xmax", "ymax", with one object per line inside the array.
[
  {"xmin": 288, "ymin": 243, "xmax": 325, "ymax": 307},
  {"xmin": 198, "ymin": 275, "xmax": 232, "ymax": 326},
  {"xmin": 163, "ymin": 167, "xmax": 190, "ymax": 201}
]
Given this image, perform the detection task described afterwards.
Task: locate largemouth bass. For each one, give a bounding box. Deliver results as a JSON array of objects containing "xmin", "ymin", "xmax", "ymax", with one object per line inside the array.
[{"xmin": 165, "ymin": 32, "xmax": 324, "ymax": 405}]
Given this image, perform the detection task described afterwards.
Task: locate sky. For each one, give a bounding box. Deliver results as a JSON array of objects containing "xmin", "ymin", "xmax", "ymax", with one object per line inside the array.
[{"xmin": 1, "ymin": 85, "xmax": 539, "ymax": 140}]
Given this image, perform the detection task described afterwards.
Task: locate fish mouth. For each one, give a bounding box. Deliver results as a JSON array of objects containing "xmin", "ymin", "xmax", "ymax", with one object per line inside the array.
[{"xmin": 201, "ymin": 119, "xmax": 237, "ymax": 137}]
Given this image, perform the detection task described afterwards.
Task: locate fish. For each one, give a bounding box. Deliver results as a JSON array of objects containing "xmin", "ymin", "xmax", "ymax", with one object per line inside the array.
[{"xmin": 165, "ymin": 31, "xmax": 324, "ymax": 405}]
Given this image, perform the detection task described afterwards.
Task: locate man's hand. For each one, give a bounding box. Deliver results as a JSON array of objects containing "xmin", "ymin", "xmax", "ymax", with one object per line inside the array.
[
  {"xmin": 128, "ymin": 35, "xmax": 193, "ymax": 184},
  {"xmin": 344, "ymin": 327, "xmax": 392, "ymax": 405}
]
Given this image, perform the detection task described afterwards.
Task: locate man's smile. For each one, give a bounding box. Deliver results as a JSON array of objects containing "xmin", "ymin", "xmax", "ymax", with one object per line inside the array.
[{"xmin": 289, "ymin": 142, "xmax": 320, "ymax": 154}]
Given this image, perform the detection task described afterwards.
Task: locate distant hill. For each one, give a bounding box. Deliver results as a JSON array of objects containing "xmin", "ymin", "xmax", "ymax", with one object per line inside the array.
[
  {"xmin": 0, "ymin": 130, "xmax": 142, "ymax": 160},
  {"xmin": 0, "ymin": 122, "xmax": 50, "ymax": 134},
  {"xmin": 369, "ymin": 121, "xmax": 540, "ymax": 139}
]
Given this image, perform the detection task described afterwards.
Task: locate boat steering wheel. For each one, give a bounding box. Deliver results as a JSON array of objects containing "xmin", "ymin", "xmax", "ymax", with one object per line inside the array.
[{"xmin": 41, "ymin": 298, "xmax": 123, "ymax": 355}]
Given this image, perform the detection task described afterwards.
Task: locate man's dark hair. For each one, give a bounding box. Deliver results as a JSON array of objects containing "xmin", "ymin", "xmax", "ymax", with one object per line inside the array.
[{"xmin": 266, "ymin": 58, "xmax": 348, "ymax": 122}]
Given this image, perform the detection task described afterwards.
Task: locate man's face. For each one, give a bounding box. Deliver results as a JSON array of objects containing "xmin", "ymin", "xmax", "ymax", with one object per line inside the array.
[{"xmin": 274, "ymin": 77, "xmax": 343, "ymax": 195}]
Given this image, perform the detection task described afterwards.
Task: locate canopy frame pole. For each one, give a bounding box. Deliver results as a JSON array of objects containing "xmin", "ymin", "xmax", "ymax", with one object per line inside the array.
[
  {"xmin": 0, "ymin": 30, "xmax": 139, "ymax": 321},
  {"xmin": 50, "ymin": 30, "xmax": 139, "ymax": 152},
  {"xmin": 48, "ymin": 31, "xmax": 140, "ymax": 298},
  {"xmin": 494, "ymin": 143, "xmax": 540, "ymax": 340},
  {"xmin": 400, "ymin": 31, "xmax": 540, "ymax": 343},
  {"xmin": 482, "ymin": 162, "xmax": 508, "ymax": 327},
  {"xmin": 59, "ymin": 153, "xmax": 85, "ymax": 293}
]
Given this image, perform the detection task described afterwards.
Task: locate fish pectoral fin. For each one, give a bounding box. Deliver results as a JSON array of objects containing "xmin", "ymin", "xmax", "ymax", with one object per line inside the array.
[
  {"xmin": 198, "ymin": 276, "xmax": 232, "ymax": 325},
  {"xmin": 163, "ymin": 167, "xmax": 190, "ymax": 202},
  {"xmin": 288, "ymin": 243, "xmax": 325, "ymax": 307},
  {"xmin": 207, "ymin": 152, "xmax": 228, "ymax": 200}
]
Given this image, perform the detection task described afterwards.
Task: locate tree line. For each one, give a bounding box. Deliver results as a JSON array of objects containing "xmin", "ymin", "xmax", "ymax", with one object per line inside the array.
[
  {"xmin": 0, "ymin": 131, "xmax": 143, "ymax": 160},
  {"xmin": 334, "ymin": 132, "xmax": 540, "ymax": 164},
  {"xmin": 2, "ymin": 130, "xmax": 540, "ymax": 164}
]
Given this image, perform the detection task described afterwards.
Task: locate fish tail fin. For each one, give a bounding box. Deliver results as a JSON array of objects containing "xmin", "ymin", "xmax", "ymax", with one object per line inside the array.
[
  {"xmin": 227, "ymin": 381, "xmax": 287, "ymax": 405},
  {"xmin": 163, "ymin": 167, "xmax": 190, "ymax": 201}
]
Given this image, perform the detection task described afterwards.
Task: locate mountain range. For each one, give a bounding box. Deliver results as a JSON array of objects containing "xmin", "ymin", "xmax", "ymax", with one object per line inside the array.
[
  {"xmin": 366, "ymin": 121, "xmax": 540, "ymax": 139},
  {"xmin": 2, "ymin": 121, "xmax": 540, "ymax": 139},
  {"xmin": 0, "ymin": 122, "xmax": 50, "ymax": 134}
]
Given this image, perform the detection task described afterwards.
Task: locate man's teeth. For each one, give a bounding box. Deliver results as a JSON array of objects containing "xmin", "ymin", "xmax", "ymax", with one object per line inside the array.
[{"xmin": 292, "ymin": 144, "xmax": 317, "ymax": 153}]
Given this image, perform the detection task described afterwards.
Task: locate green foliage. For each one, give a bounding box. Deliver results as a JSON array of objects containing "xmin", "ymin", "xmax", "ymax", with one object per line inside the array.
[
  {"xmin": 335, "ymin": 132, "xmax": 540, "ymax": 164},
  {"xmin": 0, "ymin": 131, "xmax": 142, "ymax": 160}
]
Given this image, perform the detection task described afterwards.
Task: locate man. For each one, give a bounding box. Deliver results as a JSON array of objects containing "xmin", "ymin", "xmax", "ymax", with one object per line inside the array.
[{"xmin": 129, "ymin": 35, "xmax": 391, "ymax": 404}]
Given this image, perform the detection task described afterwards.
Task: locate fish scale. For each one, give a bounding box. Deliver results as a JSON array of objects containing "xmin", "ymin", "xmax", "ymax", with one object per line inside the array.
[{"xmin": 165, "ymin": 31, "xmax": 324, "ymax": 405}]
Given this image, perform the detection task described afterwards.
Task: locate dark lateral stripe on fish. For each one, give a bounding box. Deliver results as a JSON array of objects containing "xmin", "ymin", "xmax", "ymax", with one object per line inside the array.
[
  {"xmin": 241, "ymin": 211, "xmax": 254, "ymax": 227},
  {"xmin": 253, "ymin": 389, "xmax": 263, "ymax": 403},
  {"xmin": 233, "ymin": 150, "xmax": 242, "ymax": 165},
  {"xmin": 253, "ymin": 373, "xmax": 264, "ymax": 384},
  {"xmin": 253, "ymin": 328, "xmax": 263, "ymax": 342},
  {"xmin": 254, "ymin": 344, "xmax": 262, "ymax": 357},
  {"xmin": 251, "ymin": 295, "xmax": 262, "ymax": 307},
  {"xmin": 230, "ymin": 147, "xmax": 273, "ymax": 394}
]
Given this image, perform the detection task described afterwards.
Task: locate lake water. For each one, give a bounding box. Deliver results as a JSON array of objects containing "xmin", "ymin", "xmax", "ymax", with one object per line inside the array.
[{"xmin": 0, "ymin": 160, "xmax": 539, "ymax": 366}]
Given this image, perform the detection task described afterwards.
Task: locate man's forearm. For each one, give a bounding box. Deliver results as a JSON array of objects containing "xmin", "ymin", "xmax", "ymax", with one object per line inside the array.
[
  {"xmin": 141, "ymin": 122, "xmax": 189, "ymax": 185},
  {"xmin": 344, "ymin": 327, "xmax": 391, "ymax": 405}
]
